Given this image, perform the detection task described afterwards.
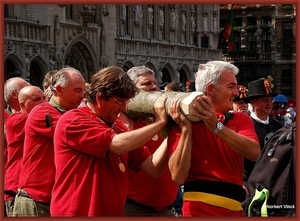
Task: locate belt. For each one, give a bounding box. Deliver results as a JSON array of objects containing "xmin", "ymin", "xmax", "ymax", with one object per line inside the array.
[
  {"xmin": 184, "ymin": 192, "xmax": 243, "ymax": 211},
  {"xmin": 4, "ymin": 190, "xmax": 16, "ymax": 197},
  {"xmin": 17, "ymin": 189, "xmax": 31, "ymax": 199},
  {"xmin": 126, "ymin": 198, "xmax": 173, "ymax": 212},
  {"xmin": 184, "ymin": 180, "xmax": 245, "ymax": 202},
  {"xmin": 184, "ymin": 180, "xmax": 244, "ymax": 211}
]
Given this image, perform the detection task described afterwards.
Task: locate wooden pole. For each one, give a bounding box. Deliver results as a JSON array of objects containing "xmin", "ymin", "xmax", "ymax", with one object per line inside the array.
[{"xmin": 126, "ymin": 90, "xmax": 204, "ymax": 122}]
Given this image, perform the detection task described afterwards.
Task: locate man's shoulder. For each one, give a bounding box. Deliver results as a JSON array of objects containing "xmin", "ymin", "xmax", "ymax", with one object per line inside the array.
[
  {"xmin": 7, "ymin": 112, "xmax": 28, "ymax": 122},
  {"xmin": 31, "ymin": 102, "xmax": 52, "ymax": 111},
  {"xmin": 231, "ymin": 112, "xmax": 252, "ymax": 122}
]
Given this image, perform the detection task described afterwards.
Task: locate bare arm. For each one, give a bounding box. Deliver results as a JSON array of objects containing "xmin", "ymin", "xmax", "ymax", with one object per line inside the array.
[
  {"xmin": 140, "ymin": 138, "xmax": 168, "ymax": 178},
  {"xmin": 141, "ymin": 99, "xmax": 192, "ymax": 179},
  {"xmin": 168, "ymin": 99, "xmax": 192, "ymax": 184},
  {"xmin": 109, "ymin": 95, "xmax": 168, "ymax": 155},
  {"xmin": 191, "ymin": 96, "xmax": 260, "ymax": 161}
]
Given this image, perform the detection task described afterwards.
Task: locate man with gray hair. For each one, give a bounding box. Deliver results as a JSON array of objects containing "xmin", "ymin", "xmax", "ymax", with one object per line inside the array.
[
  {"xmin": 12, "ymin": 67, "xmax": 85, "ymax": 217},
  {"xmin": 3, "ymin": 77, "xmax": 30, "ymax": 216},
  {"xmin": 4, "ymin": 77, "xmax": 30, "ymax": 116},
  {"xmin": 120, "ymin": 66, "xmax": 179, "ymax": 216},
  {"xmin": 126, "ymin": 66, "xmax": 158, "ymax": 91},
  {"xmin": 168, "ymin": 61, "xmax": 260, "ymax": 216}
]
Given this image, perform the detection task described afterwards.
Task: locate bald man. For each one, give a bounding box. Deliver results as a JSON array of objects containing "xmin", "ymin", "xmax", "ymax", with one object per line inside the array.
[
  {"xmin": 18, "ymin": 86, "xmax": 46, "ymax": 113},
  {"xmin": 4, "ymin": 86, "xmax": 46, "ymax": 216}
]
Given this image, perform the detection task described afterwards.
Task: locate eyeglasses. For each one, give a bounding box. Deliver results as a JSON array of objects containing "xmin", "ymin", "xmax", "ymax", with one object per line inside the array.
[{"xmin": 113, "ymin": 97, "xmax": 131, "ymax": 105}]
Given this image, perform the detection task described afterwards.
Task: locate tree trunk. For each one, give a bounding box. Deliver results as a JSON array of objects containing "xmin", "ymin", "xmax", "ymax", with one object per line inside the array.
[{"xmin": 126, "ymin": 90, "xmax": 204, "ymax": 122}]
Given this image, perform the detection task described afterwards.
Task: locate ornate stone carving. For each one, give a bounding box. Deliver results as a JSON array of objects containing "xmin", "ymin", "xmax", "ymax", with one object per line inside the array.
[
  {"xmin": 80, "ymin": 4, "xmax": 95, "ymax": 26},
  {"xmin": 159, "ymin": 5, "xmax": 164, "ymax": 29},
  {"xmin": 148, "ymin": 5, "xmax": 153, "ymax": 27},
  {"xmin": 120, "ymin": 4, "xmax": 126, "ymax": 23},
  {"xmin": 170, "ymin": 6, "xmax": 178, "ymax": 32},
  {"xmin": 134, "ymin": 4, "xmax": 143, "ymax": 26},
  {"xmin": 102, "ymin": 5, "xmax": 109, "ymax": 16}
]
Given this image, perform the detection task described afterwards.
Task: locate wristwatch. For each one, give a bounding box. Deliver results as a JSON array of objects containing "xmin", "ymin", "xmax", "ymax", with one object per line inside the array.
[{"xmin": 213, "ymin": 122, "xmax": 224, "ymax": 134}]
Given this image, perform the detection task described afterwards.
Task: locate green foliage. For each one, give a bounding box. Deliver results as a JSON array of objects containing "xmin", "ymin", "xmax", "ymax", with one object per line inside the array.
[
  {"xmin": 246, "ymin": 25, "xmax": 257, "ymax": 31},
  {"xmin": 233, "ymin": 26, "xmax": 242, "ymax": 32},
  {"xmin": 281, "ymin": 5, "xmax": 293, "ymax": 10},
  {"xmin": 261, "ymin": 25, "xmax": 272, "ymax": 30}
]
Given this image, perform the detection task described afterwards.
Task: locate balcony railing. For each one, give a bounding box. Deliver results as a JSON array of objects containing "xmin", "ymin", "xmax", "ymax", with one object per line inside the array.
[
  {"xmin": 223, "ymin": 52, "xmax": 273, "ymax": 62},
  {"xmin": 5, "ymin": 18, "xmax": 51, "ymax": 43},
  {"xmin": 116, "ymin": 38, "xmax": 222, "ymax": 61}
]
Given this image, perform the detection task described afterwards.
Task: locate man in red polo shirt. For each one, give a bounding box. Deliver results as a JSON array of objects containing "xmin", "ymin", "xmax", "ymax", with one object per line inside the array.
[
  {"xmin": 168, "ymin": 61, "xmax": 260, "ymax": 216},
  {"xmin": 12, "ymin": 67, "xmax": 85, "ymax": 217},
  {"xmin": 50, "ymin": 66, "xmax": 184, "ymax": 216},
  {"xmin": 119, "ymin": 66, "xmax": 179, "ymax": 216},
  {"xmin": 5, "ymin": 86, "xmax": 45, "ymax": 216},
  {"xmin": 3, "ymin": 77, "xmax": 30, "ymax": 216}
]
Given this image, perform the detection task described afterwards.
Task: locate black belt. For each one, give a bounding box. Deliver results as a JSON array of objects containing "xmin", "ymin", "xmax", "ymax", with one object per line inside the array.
[
  {"xmin": 4, "ymin": 190, "xmax": 16, "ymax": 197},
  {"xmin": 17, "ymin": 190, "xmax": 31, "ymax": 199},
  {"xmin": 126, "ymin": 198, "xmax": 173, "ymax": 212},
  {"xmin": 184, "ymin": 180, "xmax": 245, "ymax": 203}
]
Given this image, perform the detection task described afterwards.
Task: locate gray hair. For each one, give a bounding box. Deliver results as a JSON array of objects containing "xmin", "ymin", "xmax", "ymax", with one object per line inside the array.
[
  {"xmin": 126, "ymin": 66, "xmax": 155, "ymax": 83},
  {"xmin": 4, "ymin": 77, "xmax": 30, "ymax": 103},
  {"xmin": 50, "ymin": 67, "xmax": 83, "ymax": 93},
  {"xmin": 195, "ymin": 61, "xmax": 239, "ymax": 93}
]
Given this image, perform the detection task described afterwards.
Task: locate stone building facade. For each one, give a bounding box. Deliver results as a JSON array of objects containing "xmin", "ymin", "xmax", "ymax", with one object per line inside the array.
[
  {"xmin": 219, "ymin": 4, "xmax": 296, "ymax": 101},
  {"xmin": 4, "ymin": 4, "xmax": 221, "ymax": 90}
]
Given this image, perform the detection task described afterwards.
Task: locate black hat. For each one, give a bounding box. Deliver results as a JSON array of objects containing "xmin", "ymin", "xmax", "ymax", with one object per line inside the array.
[
  {"xmin": 244, "ymin": 78, "xmax": 278, "ymax": 103},
  {"xmin": 233, "ymin": 85, "xmax": 248, "ymax": 102}
]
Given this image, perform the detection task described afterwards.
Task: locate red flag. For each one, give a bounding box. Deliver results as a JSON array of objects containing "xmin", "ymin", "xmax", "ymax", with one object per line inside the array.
[
  {"xmin": 223, "ymin": 8, "xmax": 234, "ymax": 51},
  {"xmin": 227, "ymin": 41, "xmax": 233, "ymax": 51}
]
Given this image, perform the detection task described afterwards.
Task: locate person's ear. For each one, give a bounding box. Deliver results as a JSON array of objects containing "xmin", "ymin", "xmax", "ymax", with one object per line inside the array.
[
  {"xmin": 206, "ymin": 83, "xmax": 214, "ymax": 96},
  {"xmin": 19, "ymin": 102, "xmax": 26, "ymax": 112},
  {"xmin": 55, "ymin": 85, "xmax": 63, "ymax": 94},
  {"xmin": 96, "ymin": 92, "xmax": 104, "ymax": 104}
]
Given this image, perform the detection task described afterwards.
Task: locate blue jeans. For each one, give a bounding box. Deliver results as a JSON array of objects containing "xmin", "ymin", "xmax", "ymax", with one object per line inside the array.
[{"xmin": 173, "ymin": 186, "xmax": 183, "ymax": 214}]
